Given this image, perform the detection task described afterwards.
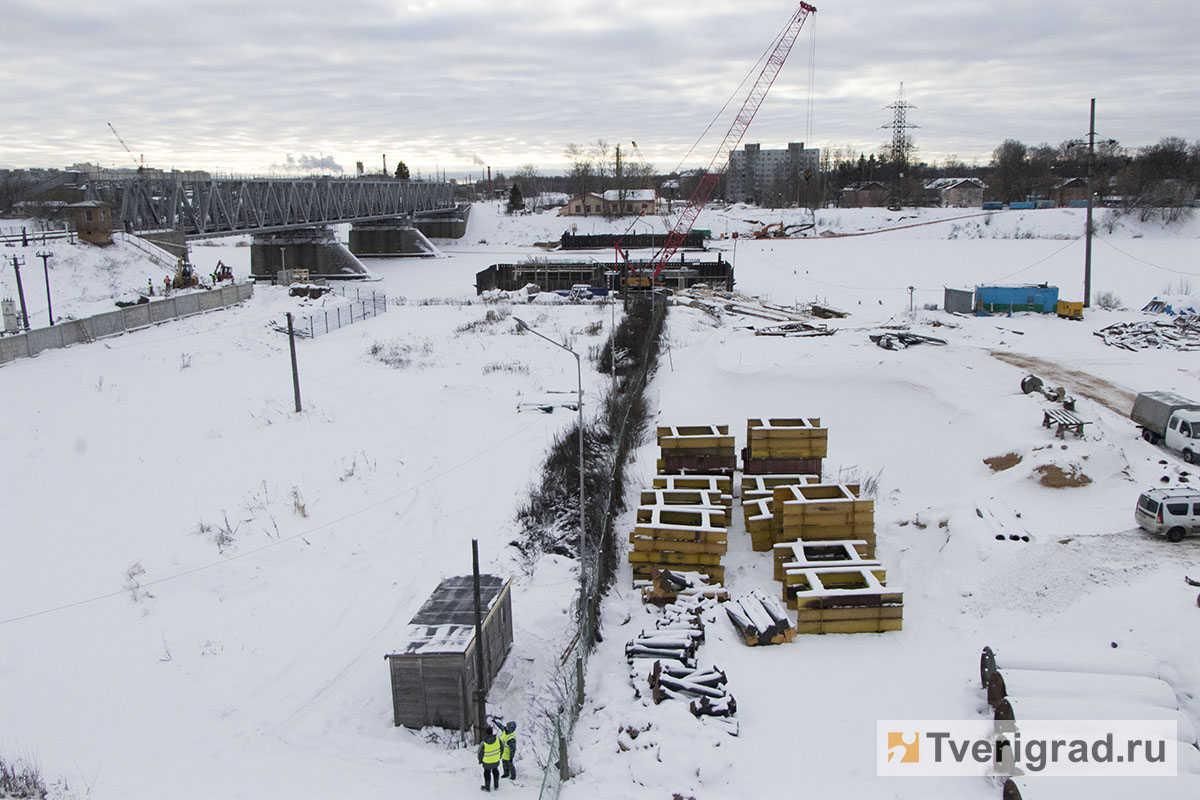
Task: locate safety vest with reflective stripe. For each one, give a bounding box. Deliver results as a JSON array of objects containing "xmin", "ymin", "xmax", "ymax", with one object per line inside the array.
[
  {"xmin": 482, "ymin": 738, "xmax": 502, "ymax": 764},
  {"xmin": 500, "ymin": 730, "xmax": 515, "ymax": 759}
]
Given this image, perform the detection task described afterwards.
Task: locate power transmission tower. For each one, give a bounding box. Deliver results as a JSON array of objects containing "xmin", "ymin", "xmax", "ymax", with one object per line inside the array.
[{"xmin": 882, "ymin": 83, "xmax": 919, "ymax": 166}]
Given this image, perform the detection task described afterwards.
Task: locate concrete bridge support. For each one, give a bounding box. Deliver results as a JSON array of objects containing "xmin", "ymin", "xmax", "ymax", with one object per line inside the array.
[
  {"xmin": 348, "ymin": 220, "xmax": 439, "ymax": 258},
  {"xmin": 250, "ymin": 227, "xmax": 370, "ymax": 281},
  {"xmin": 411, "ymin": 204, "xmax": 470, "ymax": 239}
]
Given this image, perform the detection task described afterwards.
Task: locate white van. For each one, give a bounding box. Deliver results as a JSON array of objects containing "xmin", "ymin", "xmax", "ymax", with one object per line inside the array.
[{"xmin": 1134, "ymin": 487, "xmax": 1200, "ymax": 542}]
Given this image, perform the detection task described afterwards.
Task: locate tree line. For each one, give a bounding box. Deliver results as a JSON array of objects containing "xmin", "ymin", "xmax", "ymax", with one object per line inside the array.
[{"xmin": 469, "ymin": 136, "xmax": 1199, "ymax": 213}]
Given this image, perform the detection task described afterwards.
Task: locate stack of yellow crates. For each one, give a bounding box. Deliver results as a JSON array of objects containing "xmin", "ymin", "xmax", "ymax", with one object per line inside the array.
[
  {"xmin": 744, "ymin": 418, "xmax": 827, "ymax": 475},
  {"xmin": 657, "ymin": 425, "xmax": 737, "ymax": 474},
  {"xmin": 741, "ymin": 474, "xmax": 820, "ymax": 552},
  {"xmin": 771, "ymin": 483, "xmax": 875, "ymax": 558},
  {"xmin": 627, "ymin": 505, "xmax": 728, "ymax": 586},
  {"xmin": 783, "ymin": 565, "xmax": 903, "ymax": 633}
]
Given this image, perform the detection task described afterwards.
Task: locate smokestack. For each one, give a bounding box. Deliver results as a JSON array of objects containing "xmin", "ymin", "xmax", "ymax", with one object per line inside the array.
[
  {"xmin": 487, "ymin": 166, "xmax": 492, "ymax": 198},
  {"xmin": 383, "ymin": 154, "xmax": 387, "ymax": 177}
]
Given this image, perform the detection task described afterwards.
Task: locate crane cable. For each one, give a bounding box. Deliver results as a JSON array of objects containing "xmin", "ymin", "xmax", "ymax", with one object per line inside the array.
[{"xmin": 670, "ymin": 13, "xmax": 794, "ymax": 176}]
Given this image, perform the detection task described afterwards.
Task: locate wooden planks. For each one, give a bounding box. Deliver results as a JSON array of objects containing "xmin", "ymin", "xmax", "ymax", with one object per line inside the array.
[
  {"xmin": 773, "ymin": 483, "xmax": 876, "ymax": 557},
  {"xmin": 658, "ymin": 424, "xmax": 738, "ymax": 474},
  {"xmin": 772, "ymin": 538, "xmax": 878, "ymax": 582},
  {"xmin": 784, "ymin": 566, "xmax": 903, "ymax": 631},
  {"xmin": 725, "ymin": 589, "xmax": 796, "ymax": 645},
  {"xmin": 746, "ymin": 417, "xmax": 828, "ymax": 459}
]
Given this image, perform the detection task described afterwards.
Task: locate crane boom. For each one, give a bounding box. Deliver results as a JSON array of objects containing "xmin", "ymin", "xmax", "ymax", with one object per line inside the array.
[
  {"xmin": 107, "ymin": 122, "xmax": 143, "ymax": 171},
  {"xmin": 650, "ymin": 1, "xmax": 815, "ymax": 281}
]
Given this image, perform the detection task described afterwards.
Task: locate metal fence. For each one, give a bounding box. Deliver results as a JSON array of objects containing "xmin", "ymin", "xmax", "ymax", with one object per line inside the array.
[
  {"xmin": 289, "ymin": 288, "xmax": 388, "ymax": 339},
  {"xmin": 0, "ymin": 282, "xmax": 254, "ymax": 366},
  {"xmin": 535, "ymin": 293, "xmax": 667, "ymax": 800}
]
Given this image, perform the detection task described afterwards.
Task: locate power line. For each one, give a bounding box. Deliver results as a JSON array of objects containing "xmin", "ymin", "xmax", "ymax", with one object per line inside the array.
[{"xmin": 0, "ymin": 418, "xmax": 545, "ymax": 627}]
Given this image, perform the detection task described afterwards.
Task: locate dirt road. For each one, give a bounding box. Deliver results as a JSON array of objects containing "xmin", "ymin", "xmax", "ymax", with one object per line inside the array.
[{"xmin": 990, "ymin": 351, "xmax": 1137, "ymax": 416}]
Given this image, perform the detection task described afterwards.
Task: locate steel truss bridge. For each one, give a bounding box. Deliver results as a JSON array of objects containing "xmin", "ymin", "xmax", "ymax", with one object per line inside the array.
[{"xmin": 90, "ymin": 177, "xmax": 458, "ymax": 239}]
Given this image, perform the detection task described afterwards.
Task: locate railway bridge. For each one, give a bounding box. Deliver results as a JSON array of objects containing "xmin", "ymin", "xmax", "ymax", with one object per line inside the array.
[{"xmin": 88, "ymin": 175, "xmax": 465, "ymax": 279}]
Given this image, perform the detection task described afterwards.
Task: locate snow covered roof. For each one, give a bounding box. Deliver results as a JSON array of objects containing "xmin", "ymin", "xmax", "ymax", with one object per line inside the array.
[
  {"xmin": 924, "ymin": 177, "xmax": 988, "ymax": 190},
  {"xmin": 396, "ymin": 574, "xmax": 509, "ymax": 656},
  {"xmin": 600, "ymin": 189, "xmax": 656, "ymax": 202}
]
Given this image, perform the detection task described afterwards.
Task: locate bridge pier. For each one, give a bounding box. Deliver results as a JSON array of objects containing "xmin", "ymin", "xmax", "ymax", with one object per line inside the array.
[
  {"xmin": 250, "ymin": 227, "xmax": 370, "ymax": 281},
  {"xmin": 348, "ymin": 220, "xmax": 439, "ymax": 258}
]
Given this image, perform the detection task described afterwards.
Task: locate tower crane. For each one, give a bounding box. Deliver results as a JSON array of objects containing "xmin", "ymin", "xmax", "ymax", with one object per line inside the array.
[
  {"xmin": 107, "ymin": 122, "xmax": 144, "ymax": 172},
  {"xmin": 634, "ymin": 1, "xmax": 816, "ymax": 287}
]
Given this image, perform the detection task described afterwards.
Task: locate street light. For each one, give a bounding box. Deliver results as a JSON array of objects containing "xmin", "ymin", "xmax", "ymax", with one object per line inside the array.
[{"xmin": 513, "ymin": 317, "xmax": 588, "ymax": 620}]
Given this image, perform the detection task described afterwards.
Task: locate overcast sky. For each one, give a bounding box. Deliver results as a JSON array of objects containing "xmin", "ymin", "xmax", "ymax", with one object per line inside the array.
[{"xmin": 2, "ymin": 0, "xmax": 1197, "ymax": 178}]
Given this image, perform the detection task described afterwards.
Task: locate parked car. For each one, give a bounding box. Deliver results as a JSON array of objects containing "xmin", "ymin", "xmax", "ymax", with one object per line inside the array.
[{"xmin": 1134, "ymin": 487, "xmax": 1200, "ymax": 542}]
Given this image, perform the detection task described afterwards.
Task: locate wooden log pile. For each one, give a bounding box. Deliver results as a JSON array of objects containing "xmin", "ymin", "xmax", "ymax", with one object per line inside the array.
[
  {"xmin": 627, "ymin": 505, "xmax": 728, "ymax": 586},
  {"xmin": 725, "ymin": 589, "xmax": 796, "ymax": 645},
  {"xmin": 784, "ymin": 565, "xmax": 903, "ymax": 632},
  {"xmin": 657, "ymin": 424, "xmax": 738, "ymax": 474},
  {"xmin": 743, "ymin": 417, "xmax": 827, "ymax": 475},
  {"xmin": 1095, "ymin": 317, "xmax": 1200, "ymax": 351}
]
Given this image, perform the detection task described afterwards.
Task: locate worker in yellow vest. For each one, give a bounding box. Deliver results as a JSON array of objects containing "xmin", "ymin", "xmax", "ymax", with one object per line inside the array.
[
  {"xmin": 477, "ymin": 725, "xmax": 502, "ymax": 792},
  {"xmin": 500, "ymin": 721, "xmax": 517, "ymax": 780}
]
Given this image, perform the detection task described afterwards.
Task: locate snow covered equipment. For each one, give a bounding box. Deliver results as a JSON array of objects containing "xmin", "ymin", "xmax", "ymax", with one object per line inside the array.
[
  {"xmin": 725, "ymin": 590, "xmax": 796, "ymax": 645},
  {"xmin": 638, "ymin": 568, "xmax": 728, "ymax": 606}
]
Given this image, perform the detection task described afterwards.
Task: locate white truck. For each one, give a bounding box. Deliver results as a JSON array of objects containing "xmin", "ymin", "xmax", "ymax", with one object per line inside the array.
[{"xmin": 1131, "ymin": 391, "xmax": 1200, "ymax": 462}]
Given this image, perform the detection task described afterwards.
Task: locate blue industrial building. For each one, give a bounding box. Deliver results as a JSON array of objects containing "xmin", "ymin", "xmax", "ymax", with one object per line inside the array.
[{"xmin": 975, "ymin": 284, "xmax": 1060, "ymax": 314}]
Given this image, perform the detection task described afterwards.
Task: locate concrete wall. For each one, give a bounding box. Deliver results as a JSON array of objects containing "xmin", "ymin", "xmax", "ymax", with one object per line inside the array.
[{"xmin": 0, "ymin": 282, "xmax": 253, "ymax": 366}]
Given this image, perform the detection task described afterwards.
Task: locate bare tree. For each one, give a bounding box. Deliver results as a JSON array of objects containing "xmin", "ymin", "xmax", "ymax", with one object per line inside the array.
[
  {"xmin": 565, "ymin": 143, "xmax": 595, "ymax": 215},
  {"xmin": 515, "ymin": 164, "xmax": 540, "ymax": 208}
]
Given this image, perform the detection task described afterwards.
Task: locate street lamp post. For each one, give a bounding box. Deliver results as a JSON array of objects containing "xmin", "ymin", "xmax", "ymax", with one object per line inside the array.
[{"xmin": 514, "ymin": 317, "xmax": 588, "ymax": 622}]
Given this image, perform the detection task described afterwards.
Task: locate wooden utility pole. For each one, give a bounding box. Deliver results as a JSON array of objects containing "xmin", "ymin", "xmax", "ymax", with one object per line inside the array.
[
  {"xmin": 286, "ymin": 312, "xmax": 302, "ymax": 412},
  {"xmin": 9, "ymin": 255, "xmax": 29, "ymax": 330},
  {"xmin": 472, "ymin": 539, "xmax": 488, "ymax": 744},
  {"xmin": 36, "ymin": 251, "xmax": 54, "ymax": 326}
]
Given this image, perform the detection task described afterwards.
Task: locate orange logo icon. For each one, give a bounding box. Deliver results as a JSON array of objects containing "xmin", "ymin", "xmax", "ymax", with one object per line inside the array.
[{"xmin": 887, "ymin": 731, "xmax": 920, "ymax": 763}]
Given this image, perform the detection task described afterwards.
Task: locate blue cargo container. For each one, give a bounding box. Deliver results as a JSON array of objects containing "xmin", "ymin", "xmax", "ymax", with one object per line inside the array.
[
  {"xmin": 975, "ymin": 284, "xmax": 1059, "ymax": 314},
  {"xmin": 1008, "ymin": 201, "xmax": 1036, "ymax": 210},
  {"xmin": 982, "ymin": 201, "xmax": 1004, "ymax": 210}
]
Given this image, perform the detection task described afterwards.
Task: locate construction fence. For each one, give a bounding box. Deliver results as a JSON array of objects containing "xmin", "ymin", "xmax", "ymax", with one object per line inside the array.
[
  {"xmin": 536, "ymin": 293, "xmax": 668, "ymax": 800},
  {"xmin": 289, "ymin": 289, "xmax": 388, "ymax": 339},
  {"xmin": 0, "ymin": 282, "xmax": 254, "ymax": 366}
]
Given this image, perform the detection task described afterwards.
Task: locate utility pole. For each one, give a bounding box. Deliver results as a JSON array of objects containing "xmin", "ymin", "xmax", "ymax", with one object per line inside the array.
[
  {"xmin": 9, "ymin": 255, "xmax": 29, "ymax": 330},
  {"xmin": 286, "ymin": 312, "xmax": 302, "ymax": 412},
  {"xmin": 1084, "ymin": 98, "xmax": 1096, "ymax": 309},
  {"xmin": 36, "ymin": 251, "xmax": 54, "ymax": 326},
  {"xmin": 471, "ymin": 539, "xmax": 488, "ymax": 745}
]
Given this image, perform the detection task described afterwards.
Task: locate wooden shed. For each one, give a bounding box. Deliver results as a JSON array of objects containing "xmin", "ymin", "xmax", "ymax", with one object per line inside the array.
[
  {"xmin": 67, "ymin": 200, "xmax": 112, "ymax": 245},
  {"xmin": 385, "ymin": 575, "xmax": 513, "ymax": 730}
]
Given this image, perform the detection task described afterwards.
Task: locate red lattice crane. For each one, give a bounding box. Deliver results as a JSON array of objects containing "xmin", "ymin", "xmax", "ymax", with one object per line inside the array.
[{"xmin": 645, "ymin": 1, "xmax": 816, "ymax": 284}]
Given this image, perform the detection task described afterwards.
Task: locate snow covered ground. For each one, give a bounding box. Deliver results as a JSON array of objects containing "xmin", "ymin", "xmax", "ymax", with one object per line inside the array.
[{"xmin": 1, "ymin": 202, "xmax": 1198, "ymax": 799}]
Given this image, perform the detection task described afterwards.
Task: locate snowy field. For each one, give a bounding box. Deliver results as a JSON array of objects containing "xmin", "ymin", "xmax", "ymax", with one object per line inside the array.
[{"xmin": 1, "ymin": 202, "xmax": 1198, "ymax": 799}]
